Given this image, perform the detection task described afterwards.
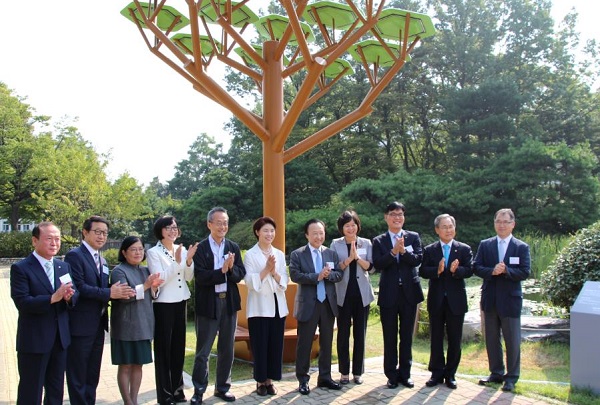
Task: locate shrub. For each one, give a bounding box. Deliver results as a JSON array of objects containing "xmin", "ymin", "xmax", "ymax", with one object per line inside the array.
[
  {"xmin": 541, "ymin": 221, "xmax": 600, "ymax": 309},
  {"xmin": 0, "ymin": 232, "xmax": 32, "ymax": 257},
  {"xmin": 102, "ymin": 248, "xmax": 120, "ymax": 268}
]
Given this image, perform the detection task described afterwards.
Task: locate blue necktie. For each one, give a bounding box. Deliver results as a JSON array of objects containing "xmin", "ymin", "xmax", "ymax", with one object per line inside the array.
[
  {"xmin": 314, "ymin": 249, "xmax": 326, "ymax": 302},
  {"xmin": 44, "ymin": 261, "xmax": 55, "ymax": 289},
  {"xmin": 499, "ymin": 239, "xmax": 507, "ymax": 262},
  {"xmin": 443, "ymin": 244, "xmax": 450, "ymax": 267}
]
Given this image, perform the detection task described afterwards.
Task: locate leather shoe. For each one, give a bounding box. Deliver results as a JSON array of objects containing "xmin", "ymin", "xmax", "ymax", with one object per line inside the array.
[
  {"xmin": 317, "ymin": 379, "xmax": 342, "ymax": 390},
  {"xmin": 265, "ymin": 384, "xmax": 277, "ymax": 395},
  {"xmin": 478, "ymin": 376, "xmax": 503, "ymax": 386},
  {"xmin": 353, "ymin": 375, "xmax": 363, "ymax": 385},
  {"xmin": 173, "ymin": 395, "xmax": 187, "ymax": 403},
  {"xmin": 189, "ymin": 394, "xmax": 202, "ymax": 404},
  {"xmin": 213, "ymin": 390, "xmax": 235, "ymax": 402},
  {"xmin": 386, "ymin": 379, "xmax": 399, "ymax": 389},
  {"xmin": 425, "ymin": 377, "xmax": 443, "ymax": 387},
  {"xmin": 399, "ymin": 378, "xmax": 414, "ymax": 388},
  {"xmin": 298, "ymin": 382, "xmax": 310, "ymax": 395},
  {"xmin": 445, "ymin": 378, "xmax": 458, "ymax": 389},
  {"xmin": 340, "ymin": 375, "xmax": 350, "ymax": 385},
  {"xmin": 256, "ymin": 383, "xmax": 268, "ymax": 396},
  {"xmin": 502, "ymin": 381, "xmax": 515, "ymax": 392}
]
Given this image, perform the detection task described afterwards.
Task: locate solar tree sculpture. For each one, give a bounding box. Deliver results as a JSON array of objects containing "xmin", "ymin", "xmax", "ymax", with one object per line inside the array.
[{"xmin": 121, "ymin": 0, "xmax": 435, "ymax": 250}]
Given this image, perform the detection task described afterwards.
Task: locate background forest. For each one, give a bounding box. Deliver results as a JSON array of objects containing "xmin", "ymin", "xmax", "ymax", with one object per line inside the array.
[{"xmin": 1, "ymin": 0, "xmax": 599, "ymax": 253}]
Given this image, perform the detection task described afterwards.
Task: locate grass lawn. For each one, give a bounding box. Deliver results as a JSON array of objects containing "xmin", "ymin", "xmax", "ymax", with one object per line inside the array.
[{"xmin": 180, "ymin": 274, "xmax": 599, "ymax": 405}]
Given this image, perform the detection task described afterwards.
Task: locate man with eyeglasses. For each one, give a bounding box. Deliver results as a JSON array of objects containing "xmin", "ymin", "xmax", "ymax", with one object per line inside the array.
[
  {"xmin": 372, "ymin": 202, "xmax": 424, "ymax": 390},
  {"xmin": 420, "ymin": 214, "xmax": 473, "ymax": 389},
  {"xmin": 190, "ymin": 207, "xmax": 246, "ymax": 404},
  {"xmin": 65, "ymin": 215, "xmax": 136, "ymax": 404},
  {"xmin": 474, "ymin": 208, "xmax": 531, "ymax": 392}
]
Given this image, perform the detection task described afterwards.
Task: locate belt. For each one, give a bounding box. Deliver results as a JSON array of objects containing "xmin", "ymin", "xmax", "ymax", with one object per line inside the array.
[{"xmin": 216, "ymin": 292, "xmax": 227, "ymax": 299}]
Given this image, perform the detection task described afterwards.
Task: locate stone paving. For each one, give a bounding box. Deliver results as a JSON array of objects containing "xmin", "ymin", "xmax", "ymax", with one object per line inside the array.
[{"xmin": 0, "ymin": 265, "xmax": 558, "ymax": 404}]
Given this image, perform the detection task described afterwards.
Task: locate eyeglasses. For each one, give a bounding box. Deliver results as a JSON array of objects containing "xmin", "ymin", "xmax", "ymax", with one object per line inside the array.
[
  {"xmin": 128, "ymin": 247, "xmax": 145, "ymax": 253},
  {"xmin": 438, "ymin": 225, "xmax": 455, "ymax": 230},
  {"xmin": 387, "ymin": 212, "xmax": 404, "ymax": 218},
  {"xmin": 494, "ymin": 220, "xmax": 514, "ymax": 225},
  {"xmin": 165, "ymin": 226, "xmax": 179, "ymax": 232},
  {"xmin": 210, "ymin": 221, "xmax": 229, "ymax": 227},
  {"xmin": 91, "ymin": 229, "xmax": 108, "ymax": 237}
]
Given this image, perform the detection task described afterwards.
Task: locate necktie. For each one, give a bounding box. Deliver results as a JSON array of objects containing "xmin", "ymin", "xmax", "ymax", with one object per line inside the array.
[
  {"xmin": 314, "ymin": 249, "xmax": 326, "ymax": 303},
  {"xmin": 499, "ymin": 240, "xmax": 506, "ymax": 262},
  {"xmin": 44, "ymin": 261, "xmax": 55, "ymax": 289},
  {"xmin": 443, "ymin": 244, "xmax": 450, "ymax": 267},
  {"xmin": 94, "ymin": 252, "xmax": 101, "ymax": 275}
]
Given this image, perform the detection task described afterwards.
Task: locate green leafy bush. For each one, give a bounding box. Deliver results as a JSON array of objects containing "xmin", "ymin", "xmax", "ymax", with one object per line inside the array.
[
  {"xmin": 0, "ymin": 232, "xmax": 33, "ymax": 257},
  {"xmin": 541, "ymin": 222, "xmax": 600, "ymax": 309},
  {"xmin": 102, "ymin": 248, "xmax": 120, "ymax": 268}
]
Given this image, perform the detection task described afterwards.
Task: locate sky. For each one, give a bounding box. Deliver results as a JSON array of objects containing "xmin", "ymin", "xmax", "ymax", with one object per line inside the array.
[{"xmin": 0, "ymin": 1, "xmax": 598, "ymax": 186}]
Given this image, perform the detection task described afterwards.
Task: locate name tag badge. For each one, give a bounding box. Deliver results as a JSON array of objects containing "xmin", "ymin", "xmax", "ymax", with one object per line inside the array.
[
  {"xmin": 405, "ymin": 245, "xmax": 414, "ymax": 253},
  {"xmin": 509, "ymin": 257, "xmax": 520, "ymax": 265},
  {"xmin": 102, "ymin": 265, "xmax": 109, "ymax": 275},
  {"xmin": 357, "ymin": 248, "xmax": 367, "ymax": 258},
  {"xmin": 59, "ymin": 273, "xmax": 72, "ymax": 284}
]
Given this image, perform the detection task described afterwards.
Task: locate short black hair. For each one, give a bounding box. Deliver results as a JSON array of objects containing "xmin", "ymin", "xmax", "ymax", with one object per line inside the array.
[
  {"xmin": 153, "ymin": 216, "xmax": 177, "ymax": 240},
  {"xmin": 385, "ymin": 201, "xmax": 406, "ymax": 213},
  {"xmin": 337, "ymin": 210, "xmax": 361, "ymax": 235},
  {"xmin": 304, "ymin": 218, "xmax": 325, "ymax": 235},
  {"xmin": 83, "ymin": 216, "xmax": 110, "ymax": 232},
  {"xmin": 32, "ymin": 221, "xmax": 56, "ymax": 239},
  {"xmin": 117, "ymin": 236, "xmax": 146, "ymax": 263},
  {"xmin": 252, "ymin": 217, "xmax": 276, "ymax": 239}
]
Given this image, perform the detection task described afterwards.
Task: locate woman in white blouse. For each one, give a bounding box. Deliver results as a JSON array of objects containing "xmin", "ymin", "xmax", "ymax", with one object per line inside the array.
[
  {"xmin": 244, "ymin": 217, "xmax": 289, "ymax": 397},
  {"xmin": 146, "ymin": 216, "xmax": 198, "ymax": 405}
]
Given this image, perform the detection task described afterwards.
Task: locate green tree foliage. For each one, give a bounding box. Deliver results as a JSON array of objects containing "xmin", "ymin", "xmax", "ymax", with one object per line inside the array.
[
  {"xmin": 0, "ymin": 83, "xmax": 51, "ymax": 229},
  {"xmin": 542, "ymin": 221, "xmax": 600, "ymax": 309}
]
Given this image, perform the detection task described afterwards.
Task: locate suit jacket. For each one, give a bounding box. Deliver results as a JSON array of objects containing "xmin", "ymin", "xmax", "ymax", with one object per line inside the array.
[
  {"xmin": 64, "ymin": 245, "xmax": 111, "ymax": 335},
  {"xmin": 473, "ymin": 236, "xmax": 531, "ymax": 318},
  {"xmin": 243, "ymin": 244, "xmax": 289, "ymax": 318},
  {"xmin": 193, "ymin": 237, "xmax": 246, "ymax": 319},
  {"xmin": 372, "ymin": 230, "xmax": 424, "ymax": 307},
  {"xmin": 146, "ymin": 243, "xmax": 194, "ymax": 303},
  {"xmin": 289, "ymin": 244, "xmax": 343, "ymax": 322},
  {"xmin": 10, "ymin": 254, "xmax": 77, "ymax": 353},
  {"xmin": 420, "ymin": 240, "xmax": 473, "ymax": 315},
  {"xmin": 330, "ymin": 236, "xmax": 375, "ymax": 307}
]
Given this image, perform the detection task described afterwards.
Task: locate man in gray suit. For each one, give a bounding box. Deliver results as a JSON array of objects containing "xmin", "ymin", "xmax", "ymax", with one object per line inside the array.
[
  {"xmin": 474, "ymin": 208, "xmax": 530, "ymax": 392},
  {"xmin": 289, "ymin": 219, "xmax": 343, "ymax": 395}
]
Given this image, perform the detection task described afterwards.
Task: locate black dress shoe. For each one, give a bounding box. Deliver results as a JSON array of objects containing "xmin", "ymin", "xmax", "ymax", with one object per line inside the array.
[
  {"xmin": 399, "ymin": 378, "xmax": 414, "ymax": 388},
  {"xmin": 353, "ymin": 375, "xmax": 363, "ymax": 385},
  {"xmin": 502, "ymin": 381, "xmax": 515, "ymax": 392},
  {"xmin": 386, "ymin": 379, "xmax": 399, "ymax": 389},
  {"xmin": 425, "ymin": 377, "xmax": 443, "ymax": 387},
  {"xmin": 189, "ymin": 393, "xmax": 202, "ymax": 404},
  {"xmin": 213, "ymin": 390, "xmax": 236, "ymax": 402},
  {"xmin": 445, "ymin": 378, "xmax": 458, "ymax": 389},
  {"xmin": 478, "ymin": 376, "xmax": 503, "ymax": 386},
  {"xmin": 298, "ymin": 382, "xmax": 310, "ymax": 395},
  {"xmin": 317, "ymin": 379, "xmax": 342, "ymax": 390},
  {"xmin": 265, "ymin": 383, "xmax": 277, "ymax": 395},
  {"xmin": 173, "ymin": 394, "xmax": 187, "ymax": 403}
]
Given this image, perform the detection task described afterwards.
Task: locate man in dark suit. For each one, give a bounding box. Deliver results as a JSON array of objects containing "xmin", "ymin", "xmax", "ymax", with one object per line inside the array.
[
  {"xmin": 10, "ymin": 221, "xmax": 77, "ymax": 405},
  {"xmin": 191, "ymin": 207, "xmax": 246, "ymax": 404},
  {"xmin": 474, "ymin": 208, "xmax": 531, "ymax": 392},
  {"xmin": 289, "ymin": 218, "xmax": 343, "ymax": 395},
  {"xmin": 420, "ymin": 214, "xmax": 473, "ymax": 389},
  {"xmin": 372, "ymin": 201, "xmax": 424, "ymax": 389},
  {"xmin": 64, "ymin": 216, "xmax": 135, "ymax": 405}
]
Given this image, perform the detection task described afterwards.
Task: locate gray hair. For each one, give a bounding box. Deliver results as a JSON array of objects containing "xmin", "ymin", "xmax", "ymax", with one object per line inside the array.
[
  {"xmin": 207, "ymin": 207, "xmax": 228, "ymax": 222},
  {"xmin": 434, "ymin": 214, "xmax": 456, "ymax": 228},
  {"xmin": 494, "ymin": 208, "xmax": 515, "ymax": 221}
]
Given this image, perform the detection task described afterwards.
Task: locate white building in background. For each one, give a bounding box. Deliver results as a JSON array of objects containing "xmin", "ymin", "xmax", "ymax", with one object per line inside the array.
[{"xmin": 0, "ymin": 218, "xmax": 36, "ymax": 233}]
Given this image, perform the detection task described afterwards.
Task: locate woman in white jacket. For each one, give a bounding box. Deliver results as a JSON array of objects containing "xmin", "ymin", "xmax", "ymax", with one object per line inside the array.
[
  {"xmin": 244, "ymin": 217, "xmax": 289, "ymax": 397},
  {"xmin": 146, "ymin": 216, "xmax": 198, "ymax": 405}
]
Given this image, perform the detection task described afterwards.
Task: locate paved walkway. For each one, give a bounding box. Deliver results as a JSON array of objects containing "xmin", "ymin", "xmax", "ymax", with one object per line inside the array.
[{"xmin": 1, "ymin": 265, "xmax": 556, "ymax": 404}]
